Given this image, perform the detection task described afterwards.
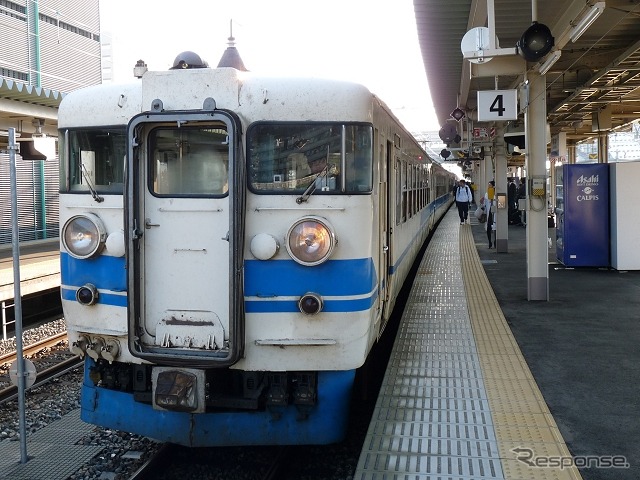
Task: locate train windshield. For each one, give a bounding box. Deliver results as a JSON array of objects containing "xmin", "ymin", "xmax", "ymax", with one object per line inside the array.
[
  {"xmin": 247, "ymin": 123, "xmax": 373, "ymax": 194},
  {"xmin": 66, "ymin": 128, "xmax": 126, "ymax": 193},
  {"xmin": 148, "ymin": 125, "xmax": 229, "ymax": 197}
]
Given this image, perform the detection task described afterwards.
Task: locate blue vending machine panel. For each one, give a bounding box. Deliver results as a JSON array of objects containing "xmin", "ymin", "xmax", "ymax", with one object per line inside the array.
[{"xmin": 556, "ymin": 164, "xmax": 609, "ymax": 267}]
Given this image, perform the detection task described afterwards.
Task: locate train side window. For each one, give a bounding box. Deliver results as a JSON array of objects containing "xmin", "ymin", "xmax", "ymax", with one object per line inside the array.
[
  {"xmin": 395, "ymin": 158, "xmax": 402, "ymax": 225},
  {"xmin": 344, "ymin": 125, "xmax": 372, "ymax": 192}
]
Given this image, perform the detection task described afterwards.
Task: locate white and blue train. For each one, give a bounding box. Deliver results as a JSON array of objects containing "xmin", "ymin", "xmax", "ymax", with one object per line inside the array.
[{"xmin": 58, "ymin": 51, "xmax": 456, "ymax": 446}]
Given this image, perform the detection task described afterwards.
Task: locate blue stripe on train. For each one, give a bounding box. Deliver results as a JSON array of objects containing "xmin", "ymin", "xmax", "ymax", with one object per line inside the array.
[
  {"xmin": 60, "ymin": 252, "xmax": 127, "ymax": 291},
  {"xmin": 245, "ymin": 295, "xmax": 376, "ymax": 313},
  {"xmin": 61, "ymin": 254, "xmax": 375, "ymax": 297},
  {"xmin": 244, "ymin": 258, "xmax": 376, "ymax": 296},
  {"xmin": 60, "ymin": 287, "xmax": 128, "ymax": 307},
  {"xmin": 61, "ymin": 253, "xmax": 378, "ymax": 311}
]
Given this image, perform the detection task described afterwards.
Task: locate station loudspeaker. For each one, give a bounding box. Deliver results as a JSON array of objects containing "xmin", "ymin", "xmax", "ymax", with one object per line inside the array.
[{"xmin": 517, "ymin": 22, "xmax": 554, "ymax": 62}]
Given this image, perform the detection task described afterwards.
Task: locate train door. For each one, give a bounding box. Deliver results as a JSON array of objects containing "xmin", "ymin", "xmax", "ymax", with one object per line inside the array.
[
  {"xmin": 377, "ymin": 140, "xmax": 393, "ymax": 336},
  {"xmin": 126, "ymin": 111, "xmax": 244, "ymax": 366}
]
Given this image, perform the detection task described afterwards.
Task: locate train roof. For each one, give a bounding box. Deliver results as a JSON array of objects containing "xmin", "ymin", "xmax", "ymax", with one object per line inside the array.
[
  {"xmin": 58, "ymin": 82, "xmax": 142, "ymax": 128},
  {"xmin": 58, "ymin": 67, "xmax": 386, "ymax": 128}
]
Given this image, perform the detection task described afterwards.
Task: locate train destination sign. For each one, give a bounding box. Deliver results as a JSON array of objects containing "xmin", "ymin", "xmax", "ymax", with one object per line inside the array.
[{"xmin": 477, "ymin": 89, "xmax": 518, "ymax": 121}]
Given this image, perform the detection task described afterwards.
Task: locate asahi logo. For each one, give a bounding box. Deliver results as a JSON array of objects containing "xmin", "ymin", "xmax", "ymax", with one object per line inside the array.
[
  {"xmin": 576, "ymin": 174, "xmax": 599, "ymax": 186},
  {"xmin": 576, "ymin": 174, "xmax": 600, "ymax": 201}
]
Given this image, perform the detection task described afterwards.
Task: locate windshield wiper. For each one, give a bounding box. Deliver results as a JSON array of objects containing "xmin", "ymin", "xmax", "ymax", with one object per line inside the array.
[
  {"xmin": 296, "ymin": 146, "xmax": 331, "ymax": 204},
  {"xmin": 81, "ymin": 164, "xmax": 104, "ymax": 203}
]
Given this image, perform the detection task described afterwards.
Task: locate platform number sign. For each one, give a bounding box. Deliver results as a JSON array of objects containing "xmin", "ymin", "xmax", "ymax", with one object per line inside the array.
[{"xmin": 477, "ymin": 90, "xmax": 518, "ymax": 121}]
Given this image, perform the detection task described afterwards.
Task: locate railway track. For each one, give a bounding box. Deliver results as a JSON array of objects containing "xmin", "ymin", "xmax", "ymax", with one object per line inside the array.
[
  {"xmin": 127, "ymin": 444, "xmax": 291, "ymax": 480},
  {"xmin": 0, "ymin": 331, "xmax": 83, "ymax": 405},
  {"xmin": 0, "ymin": 331, "xmax": 68, "ymax": 366}
]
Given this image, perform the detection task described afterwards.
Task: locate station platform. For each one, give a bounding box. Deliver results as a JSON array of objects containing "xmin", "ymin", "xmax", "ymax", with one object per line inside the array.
[
  {"xmin": 0, "ymin": 239, "xmax": 60, "ymax": 302},
  {"xmin": 0, "ymin": 409, "xmax": 102, "ymax": 480},
  {"xmin": 355, "ymin": 209, "xmax": 640, "ymax": 480}
]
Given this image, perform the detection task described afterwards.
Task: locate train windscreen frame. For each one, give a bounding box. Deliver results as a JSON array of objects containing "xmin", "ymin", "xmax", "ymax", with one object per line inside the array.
[
  {"xmin": 247, "ymin": 122, "xmax": 373, "ymax": 194},
  {"xmin": 63, "ymin": 127, "xmax": 127, "ymax": 193}
]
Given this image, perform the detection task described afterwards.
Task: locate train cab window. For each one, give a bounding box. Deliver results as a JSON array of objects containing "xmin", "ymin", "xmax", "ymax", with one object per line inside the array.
[
  {"xmin": 65, "ymin": 128, "xmax": 126, "ymax": 193},
  {"xmin": 148, "ymin": 126, "xmax": 229, "ymax": 197},
  {"xmin": 247, "ymin": 122, "xmax": 372, "ymax": 194}
]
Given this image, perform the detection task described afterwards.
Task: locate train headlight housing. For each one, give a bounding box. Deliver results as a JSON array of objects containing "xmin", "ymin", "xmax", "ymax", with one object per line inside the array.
[
  {"xmin": 76, "ymin": 283, "xmax": 99, "ymax": 305},
  {"xmin": 299, "ymin": 293, "xmax": 323, "ymax": 315},
  {"xmin": 286, "ymin": 217, "xmax": 337, "ymax": 266},
  {"xmin": 62, "ymin": 213, "xmax": 107, "ymax": 259}
]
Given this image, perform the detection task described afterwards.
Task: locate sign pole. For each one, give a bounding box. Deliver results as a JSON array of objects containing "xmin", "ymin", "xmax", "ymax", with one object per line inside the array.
[{"xmin": 8, "ymin": 127, "xmax": 29, "ymax": 463}]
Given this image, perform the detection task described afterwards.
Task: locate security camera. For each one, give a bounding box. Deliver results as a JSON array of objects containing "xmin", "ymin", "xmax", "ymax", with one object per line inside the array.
[{"xmin": 473, "ymin": 146, "xmax": 482, "ymax": 154}]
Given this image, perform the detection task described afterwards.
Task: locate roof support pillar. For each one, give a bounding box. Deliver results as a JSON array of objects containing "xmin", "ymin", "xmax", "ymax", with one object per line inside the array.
[
  {"xmin": 524, "ymin": 72, "xmax": 549, "ymax": 301},
  {"xmin": 494, "ymin": 125, "xmax": 509, "ymax": 253}
]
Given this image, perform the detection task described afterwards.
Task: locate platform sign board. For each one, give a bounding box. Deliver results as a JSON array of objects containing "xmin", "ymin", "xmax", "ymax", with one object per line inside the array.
[{"xmin": 477, "ymin": 90, "xmax": 518, "ymax": 121}]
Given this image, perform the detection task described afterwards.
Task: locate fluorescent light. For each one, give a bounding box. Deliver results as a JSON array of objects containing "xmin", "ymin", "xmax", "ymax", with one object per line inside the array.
[
  {"xmin": 538, "ymin": 50, "xmax": 562, "ymax": 75},
  {"xmin": 570, "ymin": 2, "xmax": 605, "ymax": 43}
]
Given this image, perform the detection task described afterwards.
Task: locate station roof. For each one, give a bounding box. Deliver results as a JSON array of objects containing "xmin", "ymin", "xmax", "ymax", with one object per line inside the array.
[
  {"xmin": 0, "ymin": 78, "xmax": 63, "ymax": 143},
  {"xmin": 414, "ymin": 0, "xmax": 640, "ymax": 144},
  {"xmin": 0, "ymin": 78, "xmax": 64, "ymax": 109}
]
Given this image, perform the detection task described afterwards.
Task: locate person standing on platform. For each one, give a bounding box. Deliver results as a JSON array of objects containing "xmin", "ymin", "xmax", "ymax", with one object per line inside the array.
[
  {"xmin": 518, "ymin": 177, "xmax": 527, "ymax": 226},
  {"xmin": 455, "ymin": 179, "xmax": 473, "ymax": 224},
  {"xmin": 482, "ymin": 181, "xmax": 496, "ymax": 248},
  {"xmin": 508, "ymin": 177, "xmax": 518, "ymax": 223}
]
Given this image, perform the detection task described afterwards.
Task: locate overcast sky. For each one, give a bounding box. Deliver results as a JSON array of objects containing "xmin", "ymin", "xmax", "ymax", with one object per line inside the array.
[{"xmin": 99, "ymin": 0, "xmax": 439, "ymax": 133}]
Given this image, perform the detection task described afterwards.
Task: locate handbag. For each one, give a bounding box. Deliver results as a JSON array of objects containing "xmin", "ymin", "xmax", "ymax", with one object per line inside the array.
[{"xmin": 475, "ymin": 205, "xmax": 487, "ymax": 223}]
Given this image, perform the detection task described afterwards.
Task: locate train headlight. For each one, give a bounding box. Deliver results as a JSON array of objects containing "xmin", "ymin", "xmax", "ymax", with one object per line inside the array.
[
  {"xmin": 286, "ymin": 217, "xmax": 337, "ymax": 266},
  {"xmin": 62, "ymin": 213, "xmax": 107, "ymax": 259},
  {"xmin": 76, "ymin": 283, "xmax": 99, "ymax": 306},
  {"xmin": 299, "ymin": 293, "xmax": 323, "ymax": 315}
]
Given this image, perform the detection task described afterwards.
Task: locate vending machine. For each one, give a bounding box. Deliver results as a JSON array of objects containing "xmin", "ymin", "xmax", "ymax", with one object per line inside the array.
[{"xmin": 555, "ymin": 163, "xmax": 609, "ymax": 267}]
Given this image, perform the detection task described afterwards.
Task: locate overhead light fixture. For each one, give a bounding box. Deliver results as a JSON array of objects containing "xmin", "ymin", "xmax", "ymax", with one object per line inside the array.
[
  {"xmin": 570, "ymin": 2, "xmax": 605, "ymax": 43},
  {"xmin": 537, "ymin": 50, "xmax": 562, "ymax": 75}
]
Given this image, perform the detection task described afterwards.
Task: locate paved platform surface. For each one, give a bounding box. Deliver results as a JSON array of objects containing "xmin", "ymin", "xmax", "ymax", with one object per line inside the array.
[
  {"xmin": 0, "ymin": 409, "xmax": 101, "ymax": 480},
  {"xmin": 0, "ymin": 240, "xmax": 60, "ymax": 302},
  {"xmin": 356, "ymin": 210, "xmax": 583, "ymax": 480},
  {"xmin": 472, "ymin": 217, "xmax": 640, "ymax": 480}
]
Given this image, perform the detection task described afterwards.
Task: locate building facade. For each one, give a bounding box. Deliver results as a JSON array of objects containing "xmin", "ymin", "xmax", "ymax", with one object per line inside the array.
[{"xmin": 0, "ymin": 0, "xmax": 102, "ymax": 244}]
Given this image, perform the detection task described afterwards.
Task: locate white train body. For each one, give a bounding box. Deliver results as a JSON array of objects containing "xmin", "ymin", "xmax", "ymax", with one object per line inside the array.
[{"xmin": 58, "ymin": 62, "xmax": 455, "ymax": 446}]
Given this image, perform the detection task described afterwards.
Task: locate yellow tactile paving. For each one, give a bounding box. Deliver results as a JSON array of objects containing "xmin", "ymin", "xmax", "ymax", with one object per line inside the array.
[
  {"xmin": 459, "ymin": 225, "xmax": 583, "ymax": 480},
  {"xmin": 501, "ymin": 459, "xmax": 584, "ymax": 480},
  {"xmin": 473, "ymin": 334, "xmax": 522, "ymax": 355},
  {"xmin": 491, "ymin": 411, "xmax": 559, "ymax": 430}
]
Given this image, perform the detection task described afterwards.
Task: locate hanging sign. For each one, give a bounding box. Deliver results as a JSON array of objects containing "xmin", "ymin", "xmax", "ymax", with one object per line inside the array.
[{"xmin": 477, "ymin": 89, "xmax": 518, "ymax": 121}]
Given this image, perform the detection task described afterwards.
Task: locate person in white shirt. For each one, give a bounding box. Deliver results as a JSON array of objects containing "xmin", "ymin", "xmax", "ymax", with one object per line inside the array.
[
  {"xmin": 455, "ymin": 179, "xmax": 473, "ymax": 224},
  {"xmin": 481, "ymin": 181, "xmax": 496, "ymax": 247}
]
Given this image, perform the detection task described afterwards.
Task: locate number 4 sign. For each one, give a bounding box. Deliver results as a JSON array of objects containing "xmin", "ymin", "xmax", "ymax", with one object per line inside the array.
[{"xmin": 477, "ymin": 90, "xmax": 518, "ymax": 121}]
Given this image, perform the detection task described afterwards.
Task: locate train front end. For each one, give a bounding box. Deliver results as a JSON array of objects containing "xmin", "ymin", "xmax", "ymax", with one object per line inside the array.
[{"xmin": 59, "ymin": 61, "xmax": 380, "ymax": 446}]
